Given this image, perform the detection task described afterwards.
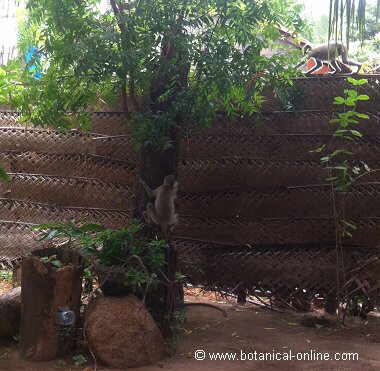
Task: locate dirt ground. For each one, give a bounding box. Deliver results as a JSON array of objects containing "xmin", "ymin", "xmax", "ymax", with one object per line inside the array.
[{"xmin": 1, "ymin": 288, "xmax": 380, "ymax": 371}]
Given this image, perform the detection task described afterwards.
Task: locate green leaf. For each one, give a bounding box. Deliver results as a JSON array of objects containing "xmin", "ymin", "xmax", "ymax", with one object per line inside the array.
[
  {"xmin": 342, "ymin": 220, "xmax": 357, "ymax": 230},
  {"xmin": 346, "ymin": 119, "xmax": 359, "ymax": 124},
  {"xmin": 357, "ymin": 95, "xmax": 370, "ymax": 101},
  {"xmin": 329, "ymin": 118, "xmax": 340, "ymax": 124},
  {"xmin": 341, "ymin": 111, "xmax": 357, "ymax": 118},
  {"xmin": 333, "ymin": 96, "xmax": 345, "ymax": 105},
  {"xmin": 310, "ymin": 144, "xmax": 326, "ymax": 153},
  {"xmin": 0, "ymin": 167, "xmax": 10, "ymax": 182},
  {"xmin": 331, "ymin": 165, "xmax": 348, "ymax": 170},
  {"xmin": 346, "ymin": 90, "xmax": 358, "ymax": 98},
  {"xmin": 343, "ymin": 231, "xmax": 353, "ymax": 237},
  {"xmin": 349, "ymin": 130, "xmax": 363, "ymax": 137},
  {"xmin": 355, "ymin": 113, "xmax": 369, "ymax": 119},
  {"xmin": 330, "ymin": 149, "xmax": 353, "ymax": 157},
  {"xmin": 51, "ymin": 260, "xmax": 62, "ymax": 268},
  {"xmin": 347, "ymin": 77, "xmax": 367, "ymax": 86},
  {"xmin": 72, "ymin": 354, "xmax": 87, "ymax": 366},
  {"xmin": 0, "ymin": 68, "xmax": 5, "ymax": 78},
  {"xmin": 46, "ymin": 230, "xmax": 60, "ymax": 240}
]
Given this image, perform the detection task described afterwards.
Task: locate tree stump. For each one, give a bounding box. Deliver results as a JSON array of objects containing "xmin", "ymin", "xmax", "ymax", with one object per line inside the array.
[
  {"xmin": 20, "ymin": 248, "xmax": 83, "ymax": 361},
  {"xmin": 0, "ymin": 287, "xmax": 21, "ymax": 338}
]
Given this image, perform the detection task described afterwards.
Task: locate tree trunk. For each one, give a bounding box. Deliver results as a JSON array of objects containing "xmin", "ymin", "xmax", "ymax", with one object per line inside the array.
[
  {"xmin": 237, "ymin": 287, "xmax": 247, "ymax": 305},
  {"xmin": 131, "ymin": 23, "xmax": 189, "ymax": 336},
  {"xmin": 134, "ymin": 140, "xmax": 182, "ymax": 337},
  {"xmin": 12, "ymin": 265, "xmax": 21, "ymax": 284},
  {"xmin": 20, "ymin": 248, "xmax": 83, "ymax": 361},
  {"xmin": 0, "ymin": 286, "xmax": 21, "ymax": 338},
  {"xmin": 324, "ymin": 291, "xmax": 338, "ymax": 315}
]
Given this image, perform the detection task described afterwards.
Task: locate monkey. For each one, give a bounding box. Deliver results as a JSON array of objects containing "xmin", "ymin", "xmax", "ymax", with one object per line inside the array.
[
  {"xmin": 140, "ymin": 175, "xmax": 178, "ymax": 236},
  {"xmin": 297, "ymin": 42, "xmax": 361, "ymax": 75},
  {"xmin": 182, "ymin": 302, "xmax": 228, "ymax": 317}
]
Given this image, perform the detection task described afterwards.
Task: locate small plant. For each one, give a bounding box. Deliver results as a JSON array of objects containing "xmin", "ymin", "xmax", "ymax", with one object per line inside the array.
[
  {"xmin": 72, "ymin": 354, "xmax": 87, "ymax": 366},
  {"xmin": 32, "ymin": 220, "xmax": 167, "ymax": 299},
  {"xmin": 275, "ymin": 83, "xmax": 304, "ymax": 111},
  {"xmin": 0, "ymin": 270, "xmax": 13, "ymax": 282},
  {"xmin": 40, "ymin": 255, "xmax": 63, "ymax": 268},
  {"xmin": 313, "ymin": 77, "xmax": 374, "ymax": 321},
  {"xmin": 314, "ymin": 77, "xmax": 370, "ymax": 192}
]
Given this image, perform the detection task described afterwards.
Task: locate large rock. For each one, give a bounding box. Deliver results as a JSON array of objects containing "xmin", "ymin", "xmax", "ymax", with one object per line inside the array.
[
  {"xmin": 85, "ymin": 295, "xmax": 166, "ymax": 368},
  {"xmin": 0, "ymin": 286, "xmax": 21, "ymax": 338}
]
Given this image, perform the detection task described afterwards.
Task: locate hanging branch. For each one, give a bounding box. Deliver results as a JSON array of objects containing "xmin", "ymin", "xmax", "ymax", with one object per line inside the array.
[
  {"xmin": 329, "ymin": 0, "xmax": 378, "ymax": 44},
  {"xmin": 109, "ymin": 0, "xmax": 130, "ymax": 116},
  {"xmin": 346, "ymin": 0, "xmax": 351, "ymax": 50},
  {"xmin": 109, "ymin": 0, "xmax": 140, "ymax": 114},
  {"xmin": 357, "ymin": 0, "xmax": 366, "ymax": 42},
  {"xmin": 328, "ymin": 0, "xmax": 333, "ymax": 59}
]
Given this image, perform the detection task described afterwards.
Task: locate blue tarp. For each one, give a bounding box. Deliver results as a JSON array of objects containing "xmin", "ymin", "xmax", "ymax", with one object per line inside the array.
[{"xmin": 25, "ymin": 46, "xmax": 42, "ymax": 79}]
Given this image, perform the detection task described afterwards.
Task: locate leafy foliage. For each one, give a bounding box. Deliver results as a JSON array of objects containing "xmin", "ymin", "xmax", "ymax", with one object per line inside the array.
[
  {"xmin": 40, "ymin": 255, "xmax": 63, "ymax": 268},
  {"xmin": 32, "ymin": 220, "xmax": 166, "ymax": 291},
  {"xmin": 312, "ymin": 77, "xmax": 370, "ymax": 193},
  {"xmin": 0, "ymin": 270, "xmax": 13, "ymax": 283},
  {"xmin": 72, "ymin": 354, "xmax": 88, "ymax": 366},
  {"xmin": 311, "ymin": 77, "xmax": 374, "ymax": 321},
  {"xmin": 0, "ymin": 0, "xmax": 305, "ymax": 146}
]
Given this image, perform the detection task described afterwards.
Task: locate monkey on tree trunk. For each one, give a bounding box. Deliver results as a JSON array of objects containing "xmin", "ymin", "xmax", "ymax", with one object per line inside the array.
[
  {"xmin": 297, "ymin": 42, "xmax": 362, "ymax": 75},
  {"xmin": 140, "ymin": 175, "xmax": 229, "ymax": 318},
  {"xmin": 140, "ymin": 175, "xmax": 178, "ymax": 237}
]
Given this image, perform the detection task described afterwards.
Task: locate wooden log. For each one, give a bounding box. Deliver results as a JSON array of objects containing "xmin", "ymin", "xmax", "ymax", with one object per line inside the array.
[
  {"xmin": 0, "ymin": 287, "xmax": 21, "ymax": 338},
  {"xmin": 20, "ymin": 248, "xmax": 83, "ymax": 361}
]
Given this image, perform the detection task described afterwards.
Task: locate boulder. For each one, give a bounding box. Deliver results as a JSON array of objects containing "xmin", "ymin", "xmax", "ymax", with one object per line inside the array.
[
  {"xmin": 85, "ymin": 295, "xmax": 166, "ymax": 368},
  {"xmin": 0, "ymin": 286, "xmax": 21, "ymax": 338}
]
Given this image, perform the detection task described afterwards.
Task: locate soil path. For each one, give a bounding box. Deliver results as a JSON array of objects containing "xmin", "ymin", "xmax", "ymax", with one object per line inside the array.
[{"xmin": 1, "ymin": 293, "xmax": 380, "ymax": 370}]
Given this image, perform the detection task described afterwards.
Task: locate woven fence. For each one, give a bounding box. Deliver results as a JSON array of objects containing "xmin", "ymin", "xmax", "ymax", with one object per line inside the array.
[
  {"xmin": 175, "ymin": 75, "xmax": 380, "ymax": 305},
  {"xmin": 0, "ymin": 76, "xmax": 380, "ymax": 307},
  {"xmin": 0, "ymin": 173, "xmax": 133, "ymax": 209},
  {"xmin": 0, "ymin": 152, "xmax": 136, "ymax": 185},
  {"xmin": 0, "ymin": 111, "xmax": 134, "ymax": 264},
  {"xmin": 0, "ymin": 221, "xmax": 47, "ymax": 267},
  {"xmin": 0, "ymin": 199, "xmax": 129, "ymax": 228},
  {"xmin": 174, "ymin": 238, "xmax": 380, "ymax": 305},
  {"xmin": 262, "ymin": 74, "xmax": 380, "ymax": 112}
]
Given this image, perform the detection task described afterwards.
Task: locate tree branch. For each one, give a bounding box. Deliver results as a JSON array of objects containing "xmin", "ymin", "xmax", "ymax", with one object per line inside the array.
[
  {"xmin": 129, "ymin": 74, "xmax": 140, "ymax": 112},
  {"xmin": 109, "ymin": 0, "xmax": 129, "ymax": 116},
  {"xmin": 109, "ymin": 0, "xmax": 128, "ymax": 35}
]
